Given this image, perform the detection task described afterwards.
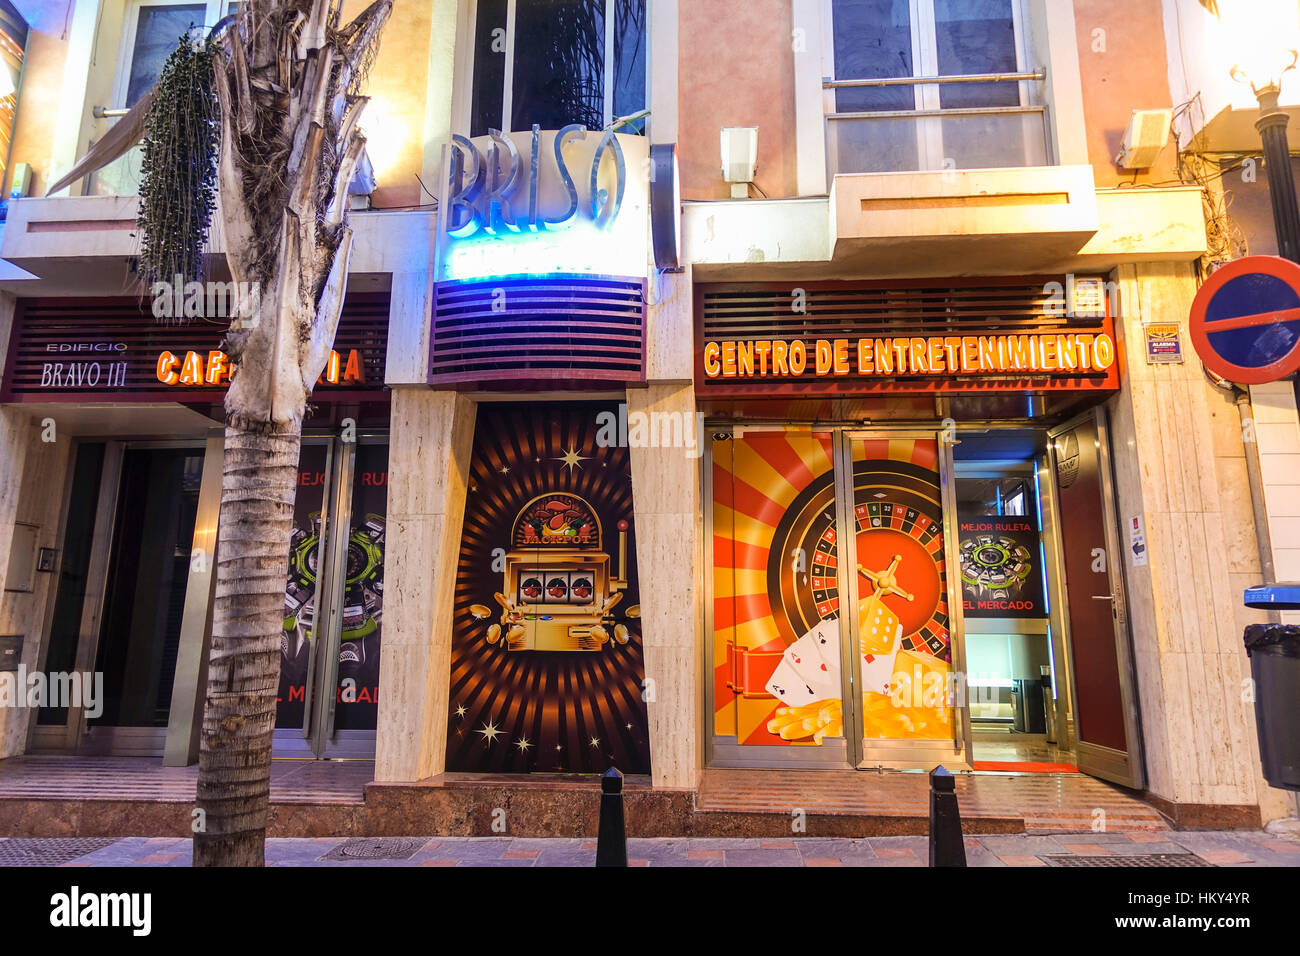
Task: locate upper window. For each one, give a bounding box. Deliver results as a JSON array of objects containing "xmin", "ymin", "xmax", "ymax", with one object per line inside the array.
[
  {"xmin": 468, "ymin": 0, "xmax": 648, "ymax": 137},
  {"xmin": 116, "ymin": 1, "xmax": 242, "ymax": 108},
  {"xmin": 826, "ymin": 0, "xmax": 1044, "ymax": 173}
]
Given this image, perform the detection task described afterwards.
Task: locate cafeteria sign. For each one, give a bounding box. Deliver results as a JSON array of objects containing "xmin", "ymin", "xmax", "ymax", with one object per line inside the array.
[{"xmin": 702, "ymin": 332, "xmax": 1116, "ymax": 380}]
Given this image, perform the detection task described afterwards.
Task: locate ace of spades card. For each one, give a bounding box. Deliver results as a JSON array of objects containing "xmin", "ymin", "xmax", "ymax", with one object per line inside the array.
[{"xmin": 765, "ymin": 618, "xmax": 841, "ymax": 707}]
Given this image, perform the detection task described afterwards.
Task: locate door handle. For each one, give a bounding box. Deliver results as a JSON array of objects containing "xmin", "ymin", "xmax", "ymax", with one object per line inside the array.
[{"xmin": 1091, "ymin": 595, "xmax": 1114, "ymax": 600}]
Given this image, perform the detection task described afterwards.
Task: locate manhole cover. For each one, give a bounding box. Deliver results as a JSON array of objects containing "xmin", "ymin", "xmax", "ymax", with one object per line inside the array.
[
  {"xmin": 1043, "ymin": 853, "xmax": 1211, "ymax": 867},
  {"xmin": 0, "ymin": 838, "xmax": 118, "ymax": 867},
  {"xmin": 319, "ymin": 838, "xmax": 425, "ymax": 861}
]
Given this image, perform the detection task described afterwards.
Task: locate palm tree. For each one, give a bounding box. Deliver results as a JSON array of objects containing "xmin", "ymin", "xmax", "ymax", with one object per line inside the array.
[
  {"xmin": 194, "ymin": 0, "xmax": 391, "ymax": 867},
  {"xmin": 50, "ymin": 1, "xmax": 392, "ymax": 867}
]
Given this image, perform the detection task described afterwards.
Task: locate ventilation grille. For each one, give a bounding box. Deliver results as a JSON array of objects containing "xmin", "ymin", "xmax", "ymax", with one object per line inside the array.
[
  {"xmin": 430, "ymin": 276, "xmax": 646, "ymax": 387},
  {"xmin": 1, "ymin": 293, "xmax": 390, "ymax": 401}
]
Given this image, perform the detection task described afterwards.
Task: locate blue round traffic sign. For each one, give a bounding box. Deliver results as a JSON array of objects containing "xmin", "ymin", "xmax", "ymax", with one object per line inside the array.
[{"xmin": 1190, "ymin": 255, "xmax": 1300, "ymax": 385}]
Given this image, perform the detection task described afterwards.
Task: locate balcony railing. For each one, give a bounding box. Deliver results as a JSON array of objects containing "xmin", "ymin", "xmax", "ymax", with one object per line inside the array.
[{"xmin": 824, "ymin": 71, "xmax": 1049, "ymax": 176}]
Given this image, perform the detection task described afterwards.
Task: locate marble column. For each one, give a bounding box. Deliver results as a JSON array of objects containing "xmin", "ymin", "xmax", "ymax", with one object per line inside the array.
[
  {"xmin": 627, "ymin": 382, "xmax": 703, "ymax": 790},
  {"xmin": 1107, "ymin": 262, "xmax": 1282, "ymax": 819},
  {"xmin": 0, "ymin": 411, "xmax": 71, "ymax": 758},
  {"xmin": 374, "ymin": 388, "xmax": 476, "ymax": 782}
]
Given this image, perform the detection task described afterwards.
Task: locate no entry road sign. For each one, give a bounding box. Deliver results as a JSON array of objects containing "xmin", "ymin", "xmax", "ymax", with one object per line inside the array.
[{"xmin": 1189, "ymin": 255, "xmax": 1300, "ymax": 385}]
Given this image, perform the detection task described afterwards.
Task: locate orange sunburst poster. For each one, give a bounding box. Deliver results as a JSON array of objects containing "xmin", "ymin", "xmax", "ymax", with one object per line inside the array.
[{"xmin": 712, "ymin": 432, "xmax": 954, "ymax": 749}]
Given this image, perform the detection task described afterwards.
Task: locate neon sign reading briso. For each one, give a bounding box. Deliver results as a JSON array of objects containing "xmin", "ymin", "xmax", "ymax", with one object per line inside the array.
[{"xmin": 445, "ymin": 125, "xmax": 627, "ymax": 238}]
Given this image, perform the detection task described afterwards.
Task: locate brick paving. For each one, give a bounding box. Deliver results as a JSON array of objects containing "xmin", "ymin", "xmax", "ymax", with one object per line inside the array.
[{"xmin": 0, "ymin": 829, "xmax": 1295, "ymax": 867}]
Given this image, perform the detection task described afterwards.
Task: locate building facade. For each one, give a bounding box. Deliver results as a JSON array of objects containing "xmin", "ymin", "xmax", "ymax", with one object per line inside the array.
[{"xmin": 0, "ymin": 0, "xmax": 1295, "ymax": 829}]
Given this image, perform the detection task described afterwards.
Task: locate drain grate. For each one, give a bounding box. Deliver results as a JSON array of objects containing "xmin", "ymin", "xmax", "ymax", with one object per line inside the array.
[
  {"xmin": 1043, "ymin": 853, "xmax": 1212, "ymax": 867},
  {"xmin": 0, "ymin": 838, "xmax": 118, "ymax": 867},
  {"xmin": 319, "ymin": 837, "xmax": 426, "ymax": 862}
]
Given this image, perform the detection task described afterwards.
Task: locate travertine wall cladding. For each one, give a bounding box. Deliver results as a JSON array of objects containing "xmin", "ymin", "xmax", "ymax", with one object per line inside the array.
[
  {"xmin": 628, "ymin": 383, "xmax": 704, "ymax": 790},
  {"xmin": 1108, "ymin": 262, "xmax": 1291, "ymax": 820},
  {"xmin": 374, "ymin": 389, "xmax": 476, "ymax": 782}
]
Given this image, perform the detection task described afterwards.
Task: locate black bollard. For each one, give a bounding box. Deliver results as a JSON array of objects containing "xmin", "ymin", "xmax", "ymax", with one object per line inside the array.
[
  {"xmin": 928, "ymin": 765, "xmax": 967, "ymax": 867},
  {"xmin": 596, "ymin": 765, "xmax": 628, "ymax": 867}
]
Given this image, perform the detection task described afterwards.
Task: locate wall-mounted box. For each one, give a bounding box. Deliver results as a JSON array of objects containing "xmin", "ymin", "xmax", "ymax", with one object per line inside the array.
[
  {"xmin": 0, "ymin": 635, "xmax": 22, "ymax": 671},
  {"xmin": 3, "ymin": 522, "xmax": 37, "ymax": 593}
]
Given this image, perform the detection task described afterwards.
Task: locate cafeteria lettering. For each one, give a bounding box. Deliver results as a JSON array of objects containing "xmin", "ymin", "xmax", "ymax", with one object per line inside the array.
[
  {"xmin": 702, "ymin": 333, "xmax": 1116, "ymax": 380},
  {"xmin": 156, "ymin": 348, "xmax": 365, "ymax": 387}
]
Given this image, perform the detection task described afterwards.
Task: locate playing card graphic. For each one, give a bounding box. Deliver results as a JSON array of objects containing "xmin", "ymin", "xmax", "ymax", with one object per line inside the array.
[
  {"xmin": 766, "ymin": 620, "xmax": 842, "ymax": 709},
  {"xmin": 781, "ymin": 623, "xmax": 839, "ymax": 701},
  {"xmin": 803, "ymin": 617, "xmax": 837, "ymax": 659},
  {"xmin": 766, "ymin": 656, "xmax": 821, "ymax": 708}
]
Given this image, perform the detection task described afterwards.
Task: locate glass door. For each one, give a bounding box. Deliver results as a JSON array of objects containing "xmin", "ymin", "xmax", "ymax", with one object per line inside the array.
[
  {"xmin": 952, "ymin": 431, "xmax": 1080, "ymax": 772},
  {"xmin": 846, "ymin": 431, "xmax": 965, "ymax": 767},
  {"xmin": 706, "ymin": 426, "xmax": 967, "ymax": 769},
  {"xmin": 273, "ymin": 433, "xmax": 388, "ymax": 758},
  {"xmin": 709, "ymin": 429, "xmax": 853, "ymax": 766},
  {"xmin": 274, "ymin": 438, "xmax": 335, "ymax": 754},
  {"xmin": 82, "ymin": 444, "xmax": 205, "ymax": 754}
]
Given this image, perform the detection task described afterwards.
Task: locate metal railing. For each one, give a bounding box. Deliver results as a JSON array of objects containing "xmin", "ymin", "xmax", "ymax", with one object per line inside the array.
[
  {"xmin": 823, "ymin": 70, "xmax": 1045, "ymax": 90},
  {"xmin": 822, "ymin": 70, "xmax": 1051, "ymax": 175}
]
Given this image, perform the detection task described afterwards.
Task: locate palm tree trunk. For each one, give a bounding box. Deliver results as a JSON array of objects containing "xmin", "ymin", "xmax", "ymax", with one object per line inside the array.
[{"xmin": 194, "ymin": 422, "xmax": 301, "ymax": 867}]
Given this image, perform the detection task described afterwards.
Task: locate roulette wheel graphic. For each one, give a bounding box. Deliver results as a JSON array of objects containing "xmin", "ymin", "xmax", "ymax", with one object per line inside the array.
[
  {"xmin": 282, "ymin": 512, "xmax": 385, "ymax": 654},
  {"xmin": 960, "ymin": 533, "xmax": 1034, "ymax": 598},
  {"xmin": 764, "ymin": 443, "xmax": 950, "ymax": 666}
]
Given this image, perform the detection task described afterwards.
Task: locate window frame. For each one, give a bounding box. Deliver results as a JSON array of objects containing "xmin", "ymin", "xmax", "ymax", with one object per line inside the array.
[
  {"xmin": 111, "ymin": 0, "xmax": 238, "ymax": 110},
  {"xmin": 821, "ymin": 0, "xmax": 1038, "ymax": 171},
  {"xmin": 461, "ymin": 0, "xmax": 651, "ymax": 136}
]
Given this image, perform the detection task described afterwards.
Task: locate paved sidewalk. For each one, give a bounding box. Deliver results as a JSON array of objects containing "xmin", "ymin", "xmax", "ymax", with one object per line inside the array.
[{"xmin": 2, "ymin": 830, "xmax": 1298, "ymax": 866}]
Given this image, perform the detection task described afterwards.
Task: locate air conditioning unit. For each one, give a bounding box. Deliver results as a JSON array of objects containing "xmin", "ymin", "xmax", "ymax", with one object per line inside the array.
[{"xmin": 1115, "ymin": 109, "xmax": 1173, "ymax": 169}]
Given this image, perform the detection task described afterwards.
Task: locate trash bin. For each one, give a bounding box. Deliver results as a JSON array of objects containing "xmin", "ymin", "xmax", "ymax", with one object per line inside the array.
[
  {"xmin": 1242, "ymin": 584, "xmax": 1300, "ymax": 792},
  {"xmin": 1243, "ymin": 623, "xmax": 1300, "ymax": 792},
  {"xmin": 1040, "ymin": 665, "xmax": 1056, "ymax": 744},
  {"xmin": 1011, "ymin": 678, "xmax": 1046, "ymax": 735}
]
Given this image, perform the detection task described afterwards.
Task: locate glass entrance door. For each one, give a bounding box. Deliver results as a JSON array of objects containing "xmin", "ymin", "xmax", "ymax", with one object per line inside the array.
[
  {"xmin": 82, "ymin": 444, "xmax": 205, "ymax": 755},
  {"xmin": 274, "ymin": 433, "xmax": 388, "ymax": 758},
  {"xmin": 847, "ymin": 433, "xmax": 963, "ymax": 767},
  {"xmin": 953, "ymin": 431, "xmax": 1079, "ymax": 772},
  {"xmin": 707, "ymin": 427, "xmax": 964, "ymax": 769},
  {"xmin": 710, "ymin": 429, "xmax": 851, "ymax": 766}
]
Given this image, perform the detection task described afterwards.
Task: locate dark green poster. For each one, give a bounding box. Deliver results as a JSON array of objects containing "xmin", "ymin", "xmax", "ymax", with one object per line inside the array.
[{"xmin": 958, "ymin": 515, "xmax": 1045, "ymax": 618}]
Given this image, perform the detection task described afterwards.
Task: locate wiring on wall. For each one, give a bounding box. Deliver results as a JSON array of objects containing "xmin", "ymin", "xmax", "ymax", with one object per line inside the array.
[{"xmin": 1168, "ymin": 91, "xmax": 1251, "ymax": 275}]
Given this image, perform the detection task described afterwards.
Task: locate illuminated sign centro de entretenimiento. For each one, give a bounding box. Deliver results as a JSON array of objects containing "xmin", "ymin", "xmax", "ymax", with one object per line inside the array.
[
  {"xmin": 440, "ymin": 127, "xmax": 649, "ymax": 282},
  {"xmin": 702, "ymin": 332, "xmax": 1117, "ymax": 380}
]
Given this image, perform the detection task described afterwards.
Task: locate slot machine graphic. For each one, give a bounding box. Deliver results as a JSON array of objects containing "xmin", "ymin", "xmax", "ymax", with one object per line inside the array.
[{"xmin": 485, "ymin": 493, "xmax": 634, "ymax": 652}]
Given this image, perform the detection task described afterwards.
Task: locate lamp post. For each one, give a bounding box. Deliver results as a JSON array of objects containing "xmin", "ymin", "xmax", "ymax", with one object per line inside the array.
[
  {"xmin": 1231, "ymin": 54, "xmax": 1300, "ymax": 263},
  {"xmin": 1221, "ymin": 0, "xmax": 1300, "ymax": 262},
  {"xmin": 1219, "ymin": 1, "xmax": 1300, "ymax": 827}
]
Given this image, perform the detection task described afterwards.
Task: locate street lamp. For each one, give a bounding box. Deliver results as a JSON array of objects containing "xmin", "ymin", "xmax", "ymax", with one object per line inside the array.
[{"xmin": 1221, "ymin": 0, "xmax": 1300, "ymax": 261}]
